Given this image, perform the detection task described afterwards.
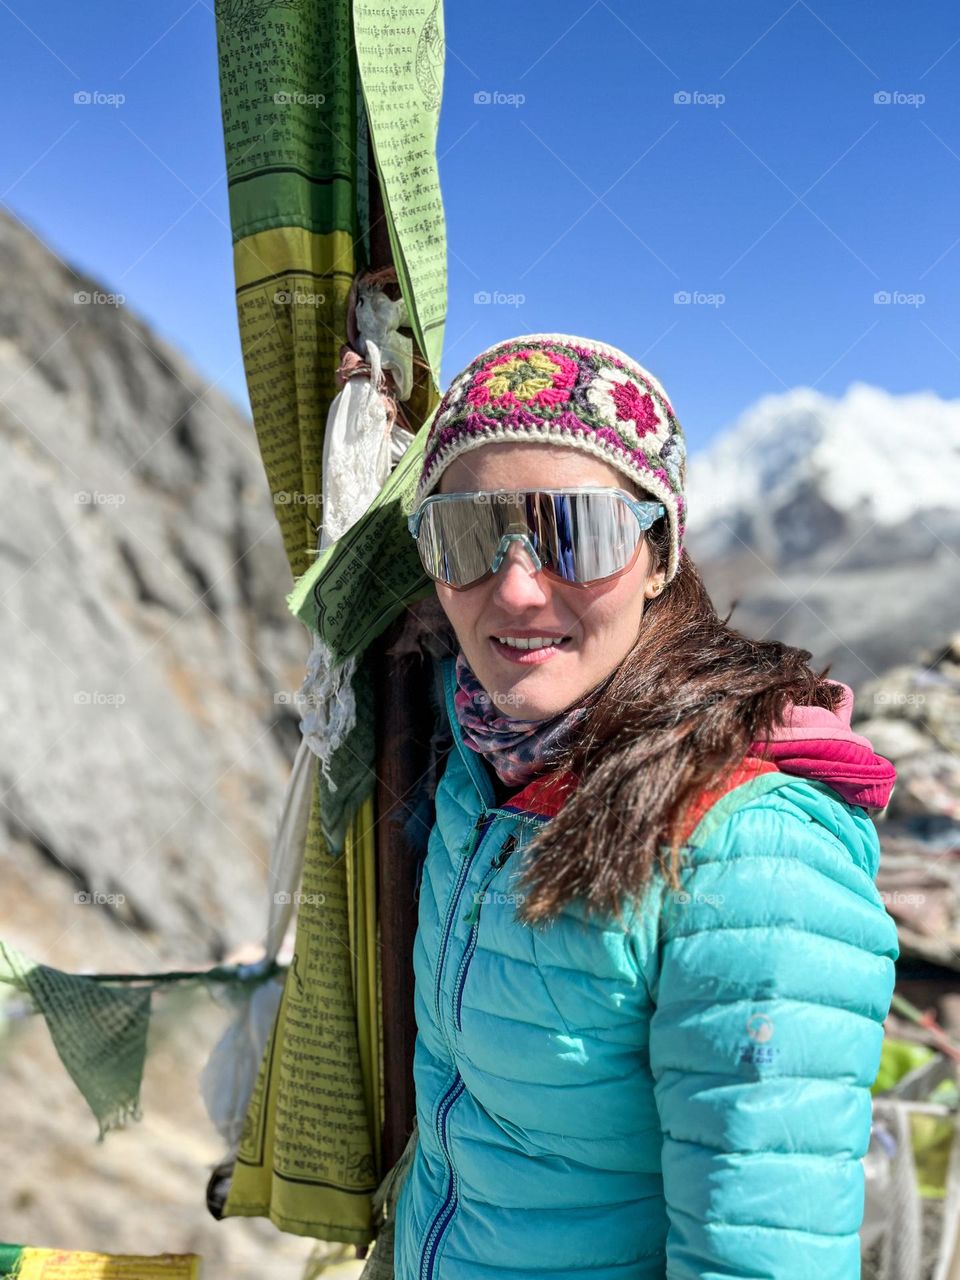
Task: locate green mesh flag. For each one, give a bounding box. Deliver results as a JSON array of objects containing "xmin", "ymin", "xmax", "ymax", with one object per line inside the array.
[
  {"xmin": 0, "ymin": 941, "xmax": 279, "ymax": 1142},
  {"xmin": 0, "ymin": 940, "xmax": 150, "ymax": 1140}
]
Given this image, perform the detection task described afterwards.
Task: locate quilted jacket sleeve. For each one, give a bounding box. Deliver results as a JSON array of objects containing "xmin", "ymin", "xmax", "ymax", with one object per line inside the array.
[{"xmin": 646, "ymin": 794, "xmax": 899, "ymax": 1279}]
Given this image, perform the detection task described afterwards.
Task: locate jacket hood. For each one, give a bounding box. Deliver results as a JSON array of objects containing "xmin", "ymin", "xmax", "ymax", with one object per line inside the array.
[{"xmin": 749, "ymin": 679, "xmax": 897, "ymax": 812}]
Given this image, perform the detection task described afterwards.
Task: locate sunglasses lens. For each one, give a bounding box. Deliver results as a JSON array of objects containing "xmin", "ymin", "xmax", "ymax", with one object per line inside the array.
[
  {"xmin": 545, "ymin": 491, "xmax": 638, "ymax": 583},
  {"xmin": 415, "ymin": 491, "xmax": 645, "ymax": 588},
  {"xmin": 415, "ymin": 497, "xmax": 500, "ymax": 587}
]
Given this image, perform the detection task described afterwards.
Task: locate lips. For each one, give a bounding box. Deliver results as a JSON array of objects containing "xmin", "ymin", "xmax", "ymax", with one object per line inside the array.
[
  {"xmin": 489, "ymin": 635, "xmax": 573, "ymax": 665},
  {"xmin": 490, "ymin": 629, "xmax": 571, "ymax": 642},
  {"xmin": 494, "ymin": 636, "xmax": 567, "ymax": 648}
]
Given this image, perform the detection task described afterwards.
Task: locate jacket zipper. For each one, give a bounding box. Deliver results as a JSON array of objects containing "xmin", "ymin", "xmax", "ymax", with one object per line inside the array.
[
  {"xmin": 453, "ymin": 834, "xmax": 519, "ymax": 1032},
  {"xmin": 420, "ymin": 816, "xmax": 522, "ymax": 1279},
  {"xmin": 418, "ymin": 817, "xmax": 485, "ymax": 1280},
  {"xmin": 418, "ymin": 1074, "xmax": 465, "ymax": 1280},
  {"xmin": 433, "ymin": 810, "xmax": 494, "ymax": 1028}
]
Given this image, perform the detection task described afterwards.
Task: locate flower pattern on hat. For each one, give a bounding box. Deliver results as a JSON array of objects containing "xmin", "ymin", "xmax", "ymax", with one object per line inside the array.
[
  {"xmin": 467, "ymin": 348, "xmax": 579, "ymax": 410},
  {"xmin": 585, "ymin": 368, "xmax": 672, "ymax": 450},
  {"xmin": 415, "ymin": 334, "xmax": 688, "ymax": 583}
]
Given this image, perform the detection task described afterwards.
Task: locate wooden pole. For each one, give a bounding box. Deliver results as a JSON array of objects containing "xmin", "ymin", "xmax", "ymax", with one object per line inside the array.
[
  {"xmin": 365, "ymin": 123, "xmax": 429, "ymax": 1173},
  {"xmin": 370, "ymin": 626, "xmax": 432, "ymax": 1169}
]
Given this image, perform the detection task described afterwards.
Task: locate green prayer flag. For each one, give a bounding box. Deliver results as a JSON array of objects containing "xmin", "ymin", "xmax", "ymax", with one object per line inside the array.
[{"xmin": 354, "ymin": 0, "xmax": 447, "ymax": 383}]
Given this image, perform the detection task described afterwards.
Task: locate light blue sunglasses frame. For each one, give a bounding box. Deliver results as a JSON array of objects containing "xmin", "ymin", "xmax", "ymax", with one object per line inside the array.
[{"xmin": 407, "ymin": 487, "xmax": 666, "ymax": 590}]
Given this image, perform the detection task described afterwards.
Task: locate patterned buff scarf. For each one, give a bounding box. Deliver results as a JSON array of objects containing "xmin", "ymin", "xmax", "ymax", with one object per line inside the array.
[{"xmin": 452, "ymin": 649, "xmax": 615, "ymax": 788}]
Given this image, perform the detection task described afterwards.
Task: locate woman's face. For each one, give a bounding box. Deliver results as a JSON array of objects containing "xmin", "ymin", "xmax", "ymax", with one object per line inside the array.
[{"xmin": 435, "ymin": 442, "xmax": 666, "ymax": 720}]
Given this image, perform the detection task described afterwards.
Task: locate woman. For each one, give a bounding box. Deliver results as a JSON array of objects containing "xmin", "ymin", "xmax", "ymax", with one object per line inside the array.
[{"xmin": 389, "ymin": 333, "xmax": 899, "ymax": 1280}]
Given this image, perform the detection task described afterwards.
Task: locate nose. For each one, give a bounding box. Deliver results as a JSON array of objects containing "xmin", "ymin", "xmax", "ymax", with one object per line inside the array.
[{"xmin": 489, "ymin": 538, "xmax": 551, "ymax": 608}]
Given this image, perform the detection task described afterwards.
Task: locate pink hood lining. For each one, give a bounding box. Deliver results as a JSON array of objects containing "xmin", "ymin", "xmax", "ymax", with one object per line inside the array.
[{"xmin": 748, "ymin": 680, "xmax": 897, "ymax": 812}]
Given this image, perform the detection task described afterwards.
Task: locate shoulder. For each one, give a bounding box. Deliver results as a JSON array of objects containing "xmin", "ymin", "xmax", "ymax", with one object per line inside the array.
[
  {"xmin": 651, "ymin": 774, "xmax": 900, "ymax": 967},
  {"xmin": 617, "ymin": 770, "xmax": 899, "ymax": 1012},
  {"xmin": 687, "ymin": 772, "xmax": 884, "ymax": 885}
]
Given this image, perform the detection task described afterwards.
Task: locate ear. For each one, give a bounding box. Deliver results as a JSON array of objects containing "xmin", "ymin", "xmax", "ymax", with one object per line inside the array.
[{"xmin": 644, "ymin": 573, "xmax": 666, "ymax": 600}]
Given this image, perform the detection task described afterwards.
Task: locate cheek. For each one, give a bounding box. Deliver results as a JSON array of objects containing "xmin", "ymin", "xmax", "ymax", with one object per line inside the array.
[
  {"xmin": 436, "ymin": 584, "xmax": 484, "ymax": 635},
  {"xmin": 571, "ymin": 576, "xmax": 646, "ymax": 635}
]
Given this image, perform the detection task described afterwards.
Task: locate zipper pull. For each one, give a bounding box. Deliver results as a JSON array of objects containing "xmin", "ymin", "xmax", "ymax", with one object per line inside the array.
[
  {"xmin": 462, "ymin": 835, "xmax": 518, "ymax": 925},
  {"xmin": 491, "ymin": 834, "xmax": 518, "ymax": 868},
  {"xmin": 462, "ymin": 891, "xmax": 485, "ymax": 928},
  {"xmin": 460, "ymin": 810, "xmax": 487, "ymax": 860}
]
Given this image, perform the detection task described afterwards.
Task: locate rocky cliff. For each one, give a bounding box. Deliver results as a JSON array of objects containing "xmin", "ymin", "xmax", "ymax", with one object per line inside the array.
[
  {"xmin": 0, "ymin": 208, "xmax": 310, "ymax": 966},
  {"xmin": 0, "ymin": 208, "xmax": 331, "ymax": 1280}
]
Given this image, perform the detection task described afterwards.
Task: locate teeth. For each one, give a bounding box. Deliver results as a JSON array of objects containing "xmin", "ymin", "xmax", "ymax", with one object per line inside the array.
[{"xmin": 495, "ymin": 635, "xmax": 564, "ymax": 650}]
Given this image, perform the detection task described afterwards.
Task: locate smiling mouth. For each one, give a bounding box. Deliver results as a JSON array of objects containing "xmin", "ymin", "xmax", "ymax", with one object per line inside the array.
[
  {"xmin": 492, "ymin": 635, "xmax": 572, "ymax": 651},
  {"xmin": 489, "ymin": 635, "xmax": 574, "ymax": 662}
]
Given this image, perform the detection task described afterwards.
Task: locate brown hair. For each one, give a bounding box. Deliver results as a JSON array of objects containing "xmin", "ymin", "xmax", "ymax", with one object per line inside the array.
[{"xmin": 512, "ymin": 500, "xmax": 845, "ymax": 927}]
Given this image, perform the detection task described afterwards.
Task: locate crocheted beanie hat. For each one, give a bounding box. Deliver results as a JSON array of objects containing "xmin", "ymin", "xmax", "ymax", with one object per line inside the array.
[{"xmin": 414, "ymin": 333, "xmax": 688, "ymax": 583}]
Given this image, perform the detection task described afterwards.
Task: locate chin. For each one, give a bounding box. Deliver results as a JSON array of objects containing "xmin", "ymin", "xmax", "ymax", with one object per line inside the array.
[{"xmin": 486, "ymin": 673, "xmax": 582, "ymax": 723}]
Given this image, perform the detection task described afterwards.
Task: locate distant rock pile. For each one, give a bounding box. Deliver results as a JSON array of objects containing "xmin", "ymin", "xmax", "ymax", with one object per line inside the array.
[
  {"xmin": 858, "ymin": 634, "xmax": 960, "ymax": 822},
  {"xmin": 854, "ymin": 634, "xmax": 960, "ymax": 969}
]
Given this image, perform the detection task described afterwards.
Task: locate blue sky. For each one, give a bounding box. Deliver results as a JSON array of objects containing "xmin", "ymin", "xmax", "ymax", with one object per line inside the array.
[{"xmin": 2, "ymin": 0, "xmax": 958, "ymax": 452}]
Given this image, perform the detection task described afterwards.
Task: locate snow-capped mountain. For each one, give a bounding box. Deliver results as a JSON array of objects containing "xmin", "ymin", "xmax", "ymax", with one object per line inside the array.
[
  {"xmin": 687, "ymin": 383, "xmax": 960, "ymax": 563},
  {"xmin": 684, "ymin": 383, "xmax": 960, "ymax": 688}
]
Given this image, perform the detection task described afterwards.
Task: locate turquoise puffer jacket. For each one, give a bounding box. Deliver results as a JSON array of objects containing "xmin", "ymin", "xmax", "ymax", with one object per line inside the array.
[{"xmin": 393, "ymin": 654, "xmax": 900, "ymax": 1279}]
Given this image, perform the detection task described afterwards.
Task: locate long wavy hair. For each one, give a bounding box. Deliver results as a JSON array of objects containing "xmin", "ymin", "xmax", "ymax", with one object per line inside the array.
[{"xmin": 507, "ymin": 485, "xmax": 845, "ymax": 928}]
